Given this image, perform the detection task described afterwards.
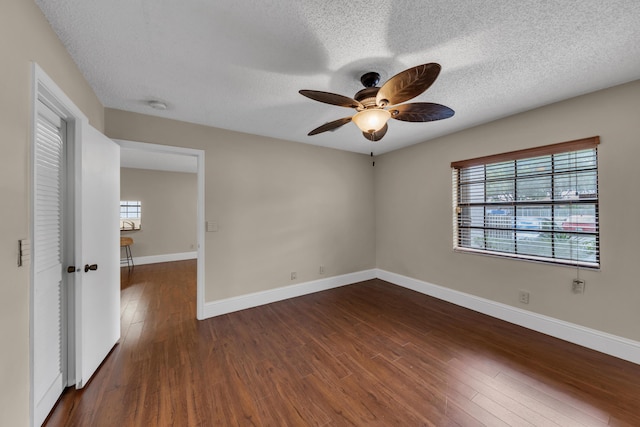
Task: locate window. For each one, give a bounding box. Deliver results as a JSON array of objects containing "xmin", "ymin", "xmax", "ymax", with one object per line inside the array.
[
  {"xmin": 120, "ymin": 200, "xmax": 141, "ymax": 230},
  {"xmin": 452, "ymin": 137, "xmax": 600, "ymax": 268}
]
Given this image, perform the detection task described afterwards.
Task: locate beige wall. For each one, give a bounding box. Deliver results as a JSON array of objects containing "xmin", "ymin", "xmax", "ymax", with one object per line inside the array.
[
  {"xmin": 106, "ymin": 110, "xmax": 376, "ymax": 300},
  {"xmin": 0, "ymin": 1, "xmax": 105, "ymax": 425},
  {"xmin": 375, "ymin": 80, "xmax": 640, "ymax": 342},
  {"xmin": 120, "ymin": 168, "xmax": 198, "ymax": 257}
]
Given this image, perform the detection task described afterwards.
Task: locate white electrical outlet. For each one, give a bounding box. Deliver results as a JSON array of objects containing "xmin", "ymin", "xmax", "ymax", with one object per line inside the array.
[
  {"xmin": 319, "ymin": 265, "xmax": 325, "ymax": 274},
  {"xmin": 290, "ymin": 271, "xmax": 297, "ymax": 280},
  {"xmin": 519, "ymin": 290, "xmax": 530, "ymax": 304}
]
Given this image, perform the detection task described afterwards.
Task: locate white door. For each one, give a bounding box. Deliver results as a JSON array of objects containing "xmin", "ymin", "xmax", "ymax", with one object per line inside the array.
[
  {"xmin": 31, "ymin": 64, "xmax": 121, "ymax": 426},
  {"xmin": 74, "ymin": 124, "xmax": 121, "ymax": 387},
  {"xmin": 32, "ymin": 100, "xmax": 67, "ymax": 426}
]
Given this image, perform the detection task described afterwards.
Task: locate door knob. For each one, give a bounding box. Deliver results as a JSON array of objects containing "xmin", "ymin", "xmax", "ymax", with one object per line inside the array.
[{"xmin": 84, "ymin": 264, "xmax": 98, "ymax": 272}]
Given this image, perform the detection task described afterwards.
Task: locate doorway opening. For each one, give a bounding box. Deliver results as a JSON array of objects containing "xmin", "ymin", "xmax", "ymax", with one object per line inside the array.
[{"xmin": 115, "ymin": 140, "xmax": 205, "ymax": 319}]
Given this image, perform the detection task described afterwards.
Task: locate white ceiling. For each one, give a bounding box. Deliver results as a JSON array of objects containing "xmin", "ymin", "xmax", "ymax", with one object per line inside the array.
[{"xmin": 36, "ymin": 0, "xmax": 640, "ymax": 155}]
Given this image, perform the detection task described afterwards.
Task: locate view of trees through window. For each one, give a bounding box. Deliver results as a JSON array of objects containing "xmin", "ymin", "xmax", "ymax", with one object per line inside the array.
[{"xmin": 453, "ymin": 143, "xmax": 599, "ymax": 267}]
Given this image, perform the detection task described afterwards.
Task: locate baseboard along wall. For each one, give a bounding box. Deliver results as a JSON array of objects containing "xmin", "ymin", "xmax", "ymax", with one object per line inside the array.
[
  {"xmin": 203, "ymin": 270, "xmax": 377, "ymax": 318},
  {"xmin": 375, "ymin": 269, "xmax": 640, "ymax": 366},
  {"xmin": 200, "ymin": 268, "xmax": 640, "ymax": 365},
  {"xmin": 127, "ymin": 251, "xmax": 197, "ymax": 266}
]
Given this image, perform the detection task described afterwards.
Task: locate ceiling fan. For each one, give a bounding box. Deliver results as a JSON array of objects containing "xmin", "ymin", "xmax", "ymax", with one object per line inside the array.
[{"xmin": 300, "ymin": 63, "xmax": 454, "ymax": 142}]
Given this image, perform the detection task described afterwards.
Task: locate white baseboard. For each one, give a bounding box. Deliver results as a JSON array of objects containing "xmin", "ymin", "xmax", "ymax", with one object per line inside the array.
[
  {"xmin": 197, "ymin": 265, "xmax": 639, "ymax": 365},
  {"xmin": 128, "ymin": 251, "xmax": 197, "ymax": 266},
  {"xmin": 203, "ymin": 269, "xmax": 377, "ymax": 318},
  {"xmin": 376, "ymin": 269, "xmax": 640, "ymax": 365}
]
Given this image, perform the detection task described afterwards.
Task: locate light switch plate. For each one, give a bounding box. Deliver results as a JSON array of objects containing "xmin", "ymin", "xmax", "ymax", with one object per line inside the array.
[{"xmin": 18, "ymin": 239, "xmax": 31, "ymax": 266}]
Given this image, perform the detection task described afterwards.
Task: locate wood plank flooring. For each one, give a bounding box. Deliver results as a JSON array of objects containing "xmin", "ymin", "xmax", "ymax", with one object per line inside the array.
[{"xmin": 45, "ymin": 260, "xmax": 640, "ymax": 426}]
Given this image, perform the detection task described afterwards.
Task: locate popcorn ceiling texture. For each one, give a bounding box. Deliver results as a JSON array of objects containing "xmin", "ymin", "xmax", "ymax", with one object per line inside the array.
[{"xmin": 36, "ymin": 0, "xmax": 640, "ymax": 154}]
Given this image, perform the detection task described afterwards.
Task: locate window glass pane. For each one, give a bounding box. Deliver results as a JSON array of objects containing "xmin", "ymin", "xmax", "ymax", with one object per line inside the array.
[
  {"xmin": 459, "ymin": 182, "xmax": 485, "ymax": 203},
  {"xmin": 486, "ymin": 161, "xmax": 514, "ymax": 180},
  {"xmin": 486, "ymin": 179, "xmax": 514, "ymax": 202},
  {"xmin": 459, "ymin": 165, "xmax": 484, "ymax": 183},
  {"xmin": 468, "ymin": 206, "xmax": 484, "ymax": 227},
  {"xmin": 562, "ymin": 216, "xmax": 597, "ymax": 233},
  {"xmin": 486, "ymin": 207, "xmax": 514, "ymax": 229},
  {"xmin": 516, "ymin": 231, "xmax": 552, "ymax": 257},
  {"xmin": 553, "ymin": 173, "xmax": 580, "ymax": 200},
  {"xmin": 554, "ymin": 170, "xmax": 597, "ymax": 200},
  {"xmin": 576, "ymin": 235, "xmax": 598, "ymax": 263},
  {"xmin": 516, "ymin": 206, "xmax": 552, "ymax": 231},
  {"xmin": 554, "ymin": 149, "xmax": 597, "ymax": 173},
  {"xmin": 555, "ymin": 204, "xmax": 578, "ymax": 221},
  {"xmin": 458, "ymin": 225, "xmax": 471, "ymax": 247},
  {"xmin": 517, "ymin": 155, "xmax": 551, "ymax": 176},
  {"xmin": 486, "ymin": 229, "xmax": 515, "ymax": 253},
  {"xmin": 468, "ymin": 229, "xmax": 485, "ymax": 249},
  {"xmin": 517, "ymin": 176, "xmax": 551, "ymax": 201},
  {"xmin": 554, "ymin": 235, "xmax": 597, "ymax": 263}
]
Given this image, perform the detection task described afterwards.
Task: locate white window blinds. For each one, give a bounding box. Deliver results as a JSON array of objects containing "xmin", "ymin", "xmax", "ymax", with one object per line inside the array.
[{"xmin": 452, "ymin": 137, "xmax": 600, "ymax": 268}]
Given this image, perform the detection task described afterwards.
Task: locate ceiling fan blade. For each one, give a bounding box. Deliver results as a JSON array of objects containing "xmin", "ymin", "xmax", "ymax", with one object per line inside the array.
[
  {"xmin": 299, "ymin": 90, "xmax": 363, "ymax": 109},
  {"xmin": 308, "ymin": 117, "xmax": 352, "ymax": 135},
  {"xmin": 362, "ymin": 123, "xmax": 388, "ymax": 141},
  {"xmin": 390, "ymin": 102, "xmax": 455, "ymax": 122},
  {"xmin": 376, "ymin": 63, "xmax": 441, "ymax": 107}
]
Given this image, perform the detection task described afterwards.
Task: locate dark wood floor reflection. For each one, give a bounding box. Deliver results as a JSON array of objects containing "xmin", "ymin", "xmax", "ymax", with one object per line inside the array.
[{"xmin": 45, "ymin": 260, "xmax": 640, "ymax": 426}]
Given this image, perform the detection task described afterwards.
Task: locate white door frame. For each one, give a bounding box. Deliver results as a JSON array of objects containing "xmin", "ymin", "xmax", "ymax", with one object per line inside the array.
[
  {"xmin": 30, "ymin": 63, "xmax": 87, "ymax": 425},
  {"xmin": 115, "ymin": 139, "xmax": 206, "ymax": 319}
]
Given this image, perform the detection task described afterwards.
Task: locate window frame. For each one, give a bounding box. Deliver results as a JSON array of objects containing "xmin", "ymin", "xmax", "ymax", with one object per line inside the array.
[{"xmin": 451, "ymin": 136, "xmax": 600, "ymax": 268}]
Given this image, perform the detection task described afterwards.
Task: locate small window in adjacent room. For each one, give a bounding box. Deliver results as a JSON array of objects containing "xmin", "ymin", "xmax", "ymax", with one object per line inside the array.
[
  {"xmin": 451, "ymin": 136, "xmax": 600, "ymax": 268},
  {"xmin": 120, "ymin": 200, "xmax": 141, "ymax": 230}
]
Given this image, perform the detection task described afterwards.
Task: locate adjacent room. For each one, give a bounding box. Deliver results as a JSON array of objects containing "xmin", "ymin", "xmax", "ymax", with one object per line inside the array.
[
  {"xmin": 3, "ymin": 1, "xmax": 640, "ymax": 426},
  {"xmin": 118, "ymin": 145, "xmax": 199, "ymax": 268}
]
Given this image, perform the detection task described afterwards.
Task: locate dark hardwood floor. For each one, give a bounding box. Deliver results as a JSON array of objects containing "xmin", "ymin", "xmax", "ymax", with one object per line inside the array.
[{"xmin": 45, "ymin": 260, "xmax": 640, "ymax": 426}]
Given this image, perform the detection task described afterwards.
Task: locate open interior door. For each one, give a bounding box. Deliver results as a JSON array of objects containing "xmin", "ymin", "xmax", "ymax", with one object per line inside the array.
[{"xmin": 74, "ymin": 124, "xmax": 120, "ymax": 387}]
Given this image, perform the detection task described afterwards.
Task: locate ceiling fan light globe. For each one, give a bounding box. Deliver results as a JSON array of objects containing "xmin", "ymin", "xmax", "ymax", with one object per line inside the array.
[{"xmin": 352, "ymin": 109, "xmax": 391, "ymax": 133}]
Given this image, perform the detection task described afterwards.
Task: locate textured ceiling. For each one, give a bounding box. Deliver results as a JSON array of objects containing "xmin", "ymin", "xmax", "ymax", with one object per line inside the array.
[{"xmin": 36, "ymin": 0, "xmax": 640, "ymax": 154}]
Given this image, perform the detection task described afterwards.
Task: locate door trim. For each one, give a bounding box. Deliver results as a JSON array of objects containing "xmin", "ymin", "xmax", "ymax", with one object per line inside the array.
[
  {"xmin": 115, "ymin": 139, "xmax": 206, "ymax": 319},
  {"xmin": 30, "ymin": 63, "xmax": 87, "ymax": 426}
]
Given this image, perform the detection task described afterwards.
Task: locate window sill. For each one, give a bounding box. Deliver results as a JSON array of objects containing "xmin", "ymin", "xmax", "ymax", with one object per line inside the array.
[{"xmin": 453, "ymin": 247, "xmax": 600, "ymax": 270}]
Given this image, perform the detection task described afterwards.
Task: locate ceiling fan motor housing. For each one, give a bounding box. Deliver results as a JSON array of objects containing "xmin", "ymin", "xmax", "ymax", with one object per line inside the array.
[
  {"xmin": 354, "ymin": 87, "xmax": 380, "ymax": 109},
  {"xmin": 360, "ymin": 71, "xmax": 380, "ymax": 88},
  {"xmin": 356, "ymin": 72, "xmax": 383, "ymax": 109}
]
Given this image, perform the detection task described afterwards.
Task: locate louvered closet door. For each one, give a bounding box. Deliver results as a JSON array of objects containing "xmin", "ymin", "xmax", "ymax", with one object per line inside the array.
[{"xmin": 33, "ymin": 100, "xmax": 66, "ymax": 426}]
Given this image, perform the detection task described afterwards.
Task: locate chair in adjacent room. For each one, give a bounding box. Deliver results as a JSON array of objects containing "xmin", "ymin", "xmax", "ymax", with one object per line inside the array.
[{"xmin": 120, "ymin": 236, "xmax": 134, "ymax": 270}]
